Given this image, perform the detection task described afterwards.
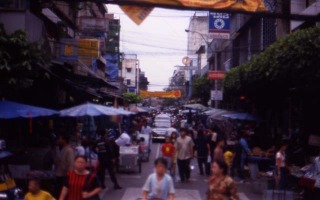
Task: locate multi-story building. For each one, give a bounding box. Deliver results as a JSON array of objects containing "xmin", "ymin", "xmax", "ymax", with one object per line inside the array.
[
  {"xmin": 291, "ymin": 0, "xmax": 320, "ymax": 31},
  {"xmin": 0, "ymin": 0, "xmax": 121, "ymax": 106},
  {"xmin": 186, "ymin": 13, "xmax": 209, "ymax": 76},
  {"xmin": 120, "ymin": 54, "xmax": 140, "ymax": 94}
]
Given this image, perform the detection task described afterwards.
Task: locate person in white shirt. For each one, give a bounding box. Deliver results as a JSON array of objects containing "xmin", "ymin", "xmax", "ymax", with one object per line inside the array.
[
  {"xmin": 276, "ymin": 142, "xmax": 288, "ymax": 190},
  {"xmin": 115, "ymin": 132, "xmax": 131, "ymax": 147},
  {"xmin": 141, "ymin": 120, "xmax": 152, "ymax": 135}
]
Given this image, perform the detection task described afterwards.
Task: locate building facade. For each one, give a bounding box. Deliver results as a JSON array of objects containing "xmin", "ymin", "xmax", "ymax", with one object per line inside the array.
[{"xmin": 120, "ymin": 54, "xmax": 140, "ymax": 94}]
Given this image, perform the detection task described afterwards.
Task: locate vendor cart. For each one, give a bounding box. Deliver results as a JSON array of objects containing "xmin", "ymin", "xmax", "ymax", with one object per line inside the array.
[{"xmin": 119, "ymin": 146, "xmax": 141, "ymax": 173}]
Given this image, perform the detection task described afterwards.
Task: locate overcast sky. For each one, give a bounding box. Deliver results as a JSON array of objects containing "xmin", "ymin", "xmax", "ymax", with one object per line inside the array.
[{"xmin": 107, "ymin": 5, "xmax": 196, "ymax": 91}]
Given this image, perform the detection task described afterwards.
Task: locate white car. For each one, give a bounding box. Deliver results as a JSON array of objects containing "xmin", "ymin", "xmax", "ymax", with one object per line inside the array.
[{"xmin": 152, "ymin": 114, "xmax": 177, "ymax": 143}]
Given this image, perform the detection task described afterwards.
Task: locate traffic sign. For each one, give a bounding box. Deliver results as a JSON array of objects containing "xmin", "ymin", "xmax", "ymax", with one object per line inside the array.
[
  {"xmin": 208, "ymin": 71, "xmax": 225, "ymax": 80},
  {"xmin": 211, "ymin": 90, "xmax": 223, "ymax": 101},
  {"xmin": 175, "ymin": 66, "xmax": 197, "ymax": 70},
  {"xmin": 182, "ymin": 56, "xmax": 191, "ymax": 66}
]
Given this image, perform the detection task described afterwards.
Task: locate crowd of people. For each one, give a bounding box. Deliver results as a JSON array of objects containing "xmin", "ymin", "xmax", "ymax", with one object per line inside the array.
[{"xmin": 21, "ymin": 112, "xmax": 291, "ymax": 200}]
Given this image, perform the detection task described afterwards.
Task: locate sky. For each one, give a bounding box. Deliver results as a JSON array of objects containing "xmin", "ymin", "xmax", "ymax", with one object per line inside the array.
[{"xmin": 107, "ymin": 5, "xmax": 196, "ymax": 91}]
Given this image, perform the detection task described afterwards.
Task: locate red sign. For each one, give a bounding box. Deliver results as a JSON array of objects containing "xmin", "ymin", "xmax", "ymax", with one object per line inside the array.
[{"xmin": 208, "ymin": 71, "xmax": 225, "ymax": 80}]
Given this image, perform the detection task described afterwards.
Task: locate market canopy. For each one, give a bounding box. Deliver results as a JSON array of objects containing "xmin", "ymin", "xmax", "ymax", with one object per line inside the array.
[
  {"xmin": 222, "ymin": 113, "xmax": 258, "ymax": 121},
  {"xmin": 183, "ymin": 104, "xmax": 207, "ymax": 111},
  {"xmin": 129, "ymin": 106, "xmax": 148, "ymax": 113},
  {"xmin": 0, "ymin": 100, "xmax": 58, "ymax": 119},
  {"xmin": 60, "ymin": 103, "xmax": 132, "ymax": 117}
]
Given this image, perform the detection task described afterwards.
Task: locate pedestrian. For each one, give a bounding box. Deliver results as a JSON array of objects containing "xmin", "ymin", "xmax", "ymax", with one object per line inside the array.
[
  {"xmin": 115, "ymin": 130, "xmax": 131, "ymax": 147},
  {"xmin": 206, "ymin": 128, "xmax": 218, "ymax": 160},
  {"xmin": 239, "ymin": 130, "xmax": 252, "ymax": 182},
  {"xmin": 141, "ymin": 120, "xmax": 152, "ymax": 135},
  {"xmin": 276, "ymin": 142, "xmax": 289, "ymax": 190},
  {"xmin": 142, "ymin": 158, "xmax": 175, "ymax": 200},
  {"xmin": 59, "ymin": 156, "xmax": 102, "ymax": 200},
  {"xmin": 230, "ymin": 136, "xmax": 242, "ymax": 179},
  {"xmin": 161, "ymin": 136, "xmax": 175, "ymax": 176},
  {"xmin": 54, "ymin": 134, "xmax": 75, "ymax": 198},
  {"xmin": 96, "ymin": 130, "xmax": 122, "ymax": 189},
  {"xmin": 214, "ymin": 138, "xmax": 225, "ymax": 162},
  {"xmin": 224, "ymin": 146, "xmax": 234, "ymax": 174},
  {"xmin": 170, "ymin": 132, "xmax": 178, "ymax": 144},
  {"xmin": 175, "ymin": 128, "xmax": 194, "ymax": 182},
  {"xmin": 170, "ymin": 132, "xmax": 178, "ymax": 178},
  {"xmin": 25, "ymin": 178, "xmax": 55, "ymax": 200},
  {"xmin": 207, "ymin": 159, "xmax": 239, "ymax": 200},
  {"xmin": 195, "ymin": 130, "xmax": 211, "ymax": 176}
]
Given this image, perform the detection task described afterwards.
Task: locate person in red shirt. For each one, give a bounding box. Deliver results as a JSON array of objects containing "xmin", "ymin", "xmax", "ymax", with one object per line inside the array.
[
  {"xmin": 161, "ymin": 136, "xmax": 175, "ymax": 176},
  {"xmin": 59, "ymin": 156, "xmax": 102, "ymax": 200}
]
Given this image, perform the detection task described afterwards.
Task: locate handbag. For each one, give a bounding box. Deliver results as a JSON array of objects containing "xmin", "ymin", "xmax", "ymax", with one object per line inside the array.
[{"xmin": 83, "ymin": 172, "xmax": 100, "ymax": 200}]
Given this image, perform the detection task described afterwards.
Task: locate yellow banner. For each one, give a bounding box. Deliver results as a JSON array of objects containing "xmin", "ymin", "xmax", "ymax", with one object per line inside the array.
[
  {"xmin": 140, "ymin": 90, "xmax": 181, "ymax": 98},
  {"xmin": 120, "ymin": 6, "xmax": 154, "ymax": 25},
  {"xmin": 116, "ymin": 0, "xmax": 266, "ymax": 12}
]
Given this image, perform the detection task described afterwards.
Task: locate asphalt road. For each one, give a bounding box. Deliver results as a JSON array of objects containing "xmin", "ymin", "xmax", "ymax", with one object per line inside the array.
[{"xmin": 100, "ymin": 143, "xmax": 262, "ymax": 200}]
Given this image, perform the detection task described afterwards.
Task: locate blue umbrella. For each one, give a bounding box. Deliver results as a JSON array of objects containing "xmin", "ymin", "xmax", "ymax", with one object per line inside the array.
[
  {"xmin": 222, "ymin": 113, "xmax": 258, "ymax": 121},
  {"xmin": 60, "ymin": 103, "xmax": 132, "ymax": 117},
  {"xmin": 0, "ymin": 100, "xmax": 58, "ymax": 119}
]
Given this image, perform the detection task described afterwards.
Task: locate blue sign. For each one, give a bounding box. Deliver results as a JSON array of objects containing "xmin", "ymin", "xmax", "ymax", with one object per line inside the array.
[{"xmin": 208, "ymin": 12, "xmax": 230, "ymax": 39}]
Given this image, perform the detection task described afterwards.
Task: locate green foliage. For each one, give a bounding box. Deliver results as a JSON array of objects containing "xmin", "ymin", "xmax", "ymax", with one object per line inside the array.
[
  {"xmin": 0, "ymin": 25, "xmax": 48, "ymax": 92},
  {"xmin": 224, "ymin": 26, "xmax": 320, "ymax": 97},
  {"xmin": 123, "ymin": 92, "xmax": 142, "ymax": 104},
  {"xmin": 192, "ymin": 74, "xmax": 211, "ymax": 104}
]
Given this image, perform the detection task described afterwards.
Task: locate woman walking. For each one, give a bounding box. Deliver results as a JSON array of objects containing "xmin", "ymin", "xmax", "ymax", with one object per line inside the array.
[
  {"xmin": 59, "ymin": 156, "xmax": 102, "ymax": 200},
  {"xmin": 276, "ymin": 142, "xmax": 289, "ymax": 190},
  {"xmin": 207, "ymin": 160, "xmax": 239, "ymax": 200}
]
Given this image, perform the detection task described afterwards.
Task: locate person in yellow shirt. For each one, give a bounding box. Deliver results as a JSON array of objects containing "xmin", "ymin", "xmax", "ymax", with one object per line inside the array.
[{"xmin": 25, "ymin": 179, "xmax": 55, "ymax": 200}]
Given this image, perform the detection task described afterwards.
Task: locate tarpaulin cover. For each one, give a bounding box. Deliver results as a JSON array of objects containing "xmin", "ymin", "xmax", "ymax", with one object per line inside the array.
[
  {"xmin": 0, "ymin": 101, "xmax": 58, "ymax": 119},
  {"xmin": 105, "ymin": 54, "xmax": 119, "ymax": 80}
]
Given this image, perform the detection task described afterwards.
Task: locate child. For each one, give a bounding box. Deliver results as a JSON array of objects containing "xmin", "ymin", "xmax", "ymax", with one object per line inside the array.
[
  {"xmin": 142, "ymin": 158, "xmax": 175, "ymax": 200},
  {"xmin": 25, "ymin": 179, "xmax": 55, "ymax": 200},
  {"xmin": 161, "ymin": 136, "xmax": 175, "ymax": 176},
  {"xmin": 224, "ymin": 146, "xmax": 234, "ymax": 174}
]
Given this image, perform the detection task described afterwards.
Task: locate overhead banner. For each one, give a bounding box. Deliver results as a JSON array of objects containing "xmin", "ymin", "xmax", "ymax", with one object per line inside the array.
[
  {"xmin": 140, "ymin": 90, "xmax": 181, "ymax": 98},
  {"xmin": 120, "ymin": 6, "xmax": 154, "ymax": 25},
  {"xmin": 209, "ymin": 12, "xmax": 230, "ymax": 39},
  {"xmin": 110, "ymin": 0, "xmax": 266, "ymax": 12}
]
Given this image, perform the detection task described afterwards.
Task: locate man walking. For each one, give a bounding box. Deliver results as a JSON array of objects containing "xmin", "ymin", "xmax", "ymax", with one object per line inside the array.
[
  {"xmin": 175, "ymin": 128, "xmax": 194, "ymax": 182},
  {"xmin": 96, "ymin": 130, "xmax": 122, "ymax": 189},
  {"xmin": 54, "ymin": 134, "xmax": 74, "ymax": 197}
]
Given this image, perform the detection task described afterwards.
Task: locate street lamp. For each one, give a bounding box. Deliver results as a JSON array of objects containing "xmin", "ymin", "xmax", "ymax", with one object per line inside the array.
[{"xmin": 185, "ymin": 29, "xmax": 218, "ymax": 108}]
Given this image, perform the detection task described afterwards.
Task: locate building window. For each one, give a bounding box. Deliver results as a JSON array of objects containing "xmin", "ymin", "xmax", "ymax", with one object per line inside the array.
[
  {"xmin": 126, "ymin": 68, "xmax": 132, "ymax": 73},
  {"xmin": 126, "ymin": 79, "xmax": 131, "ymax": 85}
]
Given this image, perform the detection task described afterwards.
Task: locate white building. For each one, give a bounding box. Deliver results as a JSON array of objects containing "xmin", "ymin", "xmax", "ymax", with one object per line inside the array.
[
  {"xmin": 120, "ymin": 54, "xmax": 139, "ymax": 94},
  {"xmin": 186, "ymin": 13, "xmax": 209, "ymax": 77}
]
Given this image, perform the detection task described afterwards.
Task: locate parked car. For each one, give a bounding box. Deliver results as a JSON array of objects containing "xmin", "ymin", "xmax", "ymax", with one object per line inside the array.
[{"xmin": 152, "ymin": 114, "xmax": 177, "ymax": 143}]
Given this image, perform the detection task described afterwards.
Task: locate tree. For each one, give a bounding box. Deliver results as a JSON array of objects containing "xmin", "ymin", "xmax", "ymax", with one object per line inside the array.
[
  {"xmin": 224, "ymin": 26, "xmax": 320, "ymax": 98},
  {"xmin": 123, "ymin": 92, "xmax": 142, "ymax": 104},
  {"xmin": 192, "ymin": 74, "xmax": 211, "ymax": 105},
  {"xmin": 0, "ymin": 25, "xmax": 49, "ymax": 97}
]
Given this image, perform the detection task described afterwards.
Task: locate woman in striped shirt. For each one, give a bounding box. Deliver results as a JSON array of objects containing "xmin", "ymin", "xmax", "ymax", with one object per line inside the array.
[{"xmin": 59, "ymin": 156, "xmax": 102, "ymax": 200}]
